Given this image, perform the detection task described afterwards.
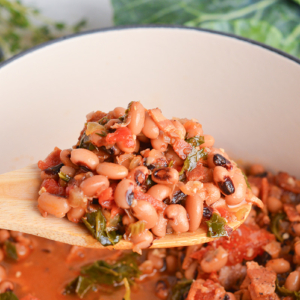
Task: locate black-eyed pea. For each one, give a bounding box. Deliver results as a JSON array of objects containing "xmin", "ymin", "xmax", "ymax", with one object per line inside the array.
[
  {"xmin": 60, "ymin": 149, "xmax": 77, "ymax": 168},
  {"xmin": 116, "ymin": 139, "xmax": 136, "ymax": 154},
  {"xmin": 113, "ymin": 107, "xmax": 126, "ymax": 118},
  {"xmin": 147, "ymin": 249, "xmax": 165, "ymax": 270},
  {"xmin": 207, "ymin": 148, "xmax": 230, "ymax": 169},
  {"xmin": 165, "ymin": 204, "xmax": 189, "ymax": 233},
  {"xmin": 38, "ymin": 192, "xmax": 70, "ymax": 218},
  {"xmin": 152, "ymin": 167, "xmax": 179, "ymax": 185},
  {"xmin": 184, "ymin": 260, "xmax": 198, "ymax": 280},
  {"xmin": 80, "ymin": 175, "xmax": 109, "ymax": 197},
  {"xmin": 267, "ymin": 196, "xmax": 283, "ymax": 213},
  {"xmin": 249, "ymin": 164, "xmax": 265, "ymax": 176},
  {"xmin": 127, "ymin": 166, "xmax": 149, "ymax": 186},
  {"xmin": 225, "ymin": 170, "xmax": 246, "ymax": 206},
  {"xmin": 155, "ymin": 280, "xmax": 169, "ymax": 300},
  {"xmin": 15, "ymin": 242, "xmax": 31, "ymax": 260},
  {"xmin": 114, "ymin": 179, "xmax": 135, "ymax": 209},
  {"xmin": 147, "ymin": 184, "xmax": 171, "ymax": 201},
  {"xmin": 166, "ymin": 255, "xmax": 178, "ymax": 273},
  {"xmin": 131, "ymin": 230, "xmax": 153, "ymax": 254},
  {"xmin": 131, "ymin": 200, "xmax": 158, "ymax": 229},
  {"xmin": 285, "ymin": 271, "xmax": 300, "ymax": 291},
  {"xmin": 183, "ymin": 120, "xmax": 203, "ymax": 139},
  {"xmin": 142, "ymin": 111, "xmax": 159, "ymax": 139},
  {"xmin": 0, "ymin": 281, "xmax": 14, "ymax": 293},
  {"xmin": 186, "ymin": 195, "xmax": 203, "ymax": 232},
  {"xmin": 60, "ymin": 166, "xmax": 76, "ymax": 178},
  {"xmin": 200, "ymin": 246, "xmax": 228, "ymax": 273},
  {"xmin": 293, "ymin": 223, "xmax": 300, "ymax": 236},
  {"xmin": 152, "ymin": 212, "xmax": 168, "ymax": 238},
  {"xmin": 266, "ymin": 258, "xmax": 290, "ymax": 273},
  {"xmin": 70, "ymin": 148, "xmax": 99, "ymax": 171},
  {"xmin": 0, "ymin": 230, "xmax": 10, "ymax": 244},
  {"xmin": 0, "ymin": 266, "xmax": 6, "ymax": 282},
  {"xmin": 226, "ymin": 293, "xmax": 237, "ymax": 300},
  {"xmin": 213, "ymin": 166, "xmax": 235, "ymax": 196},
  {"xmin": 96, "ymin": 162, "xmax": 128, "ymax": 180},
  {"xmin": 165, "ymin": 147, "xmax": 183, "ymax": 168},
  {"xmin": 200, "ymin": 134, "xmax": 215, "ymax": 148},
  {"xmin": 127, "ymin": 102, "xmax": 146, "ymax": 135},
  {"xmin": 151, "ymin": 132, "xmax": 168, "ymax": 152},
  {"xmin": 67, "ymin": 207, "xmax": 86, "ymax": 223},
  {"xmin": 139, "ymin": 260, "xmax": 154, "ymax": 275},
  {"xmin": 203, "ymin": 183, "xmax": 221, "ymax": 206}
]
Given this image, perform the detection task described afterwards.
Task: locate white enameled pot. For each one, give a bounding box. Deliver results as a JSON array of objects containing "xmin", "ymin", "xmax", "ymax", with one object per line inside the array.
[{"xmin": 0, "ymin": 26, "xmax": 299, "ymax": 176}]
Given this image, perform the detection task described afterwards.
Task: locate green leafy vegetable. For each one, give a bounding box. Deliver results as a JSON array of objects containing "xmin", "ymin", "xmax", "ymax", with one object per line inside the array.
[
  {"xmin": 242, "ymin": 171, "xmax": 252, "ymax": 190},
  {"xmin": 58, "ymin": 172, "xmax": 70, "ymax": 182},
  {"xmin": 206, "ymin": 213, "xmax": 229, "ymax": 238},
  {"xmin": 112, "ymin": 0, "xmax": 300, "ymax": 59},
  {"xmin": 0, "ymin": 292, "xmax": 19, "ymax": 300},
  {"xmin": 96, "ymin": 131, "xmax": 107, "ymax": 137},
  {"xmin": 82, "ymin": 209, "xmax": 122, "ymax": 246},
  {"xmin": 186, "ymin": 135, "xmax": 205, "ymax": 147},
  {"xmin": 65, "ymin": 253, "xmax": 141, "ymax": 299},
  {"xmin": 168, "ymin": 160, "xmax": 174, "ymax": 168},
  {"xmin": 146, "ymin": 176, "xmax": 156, "ymax": 188},
  {"xmin": 276, "ymin": 279, "xmax": 300, "ymax": 299},
  {"xmin": 119, "ymin": 101, "xmax": 133, "ymax": 123},
  {"xmin": 179, "ymin": 147, "xmax": 207, "ymax": 175},
  {"xmin": 4, "ymin": 241, "xmax": 18, "ymax": 261},
  {"xmin": 0, "ymin": 1, "xmax": 86, "ymax": 62},
  {"xmin": 128, "ymin": 221, "xmax": 146, "ymax": 236},
  {"xmin": 270, "ymin": 212, "xmax": 286, "ymax": 242},
  {"xmin": 122, "ymin": 278, "xmax": 131, "ymax": 300},
  {"xmin": 169, "ymin": 279, "xmax": 193, "ymax": 300},
  {"xmin": 0, "ymin": 292, "xmax": 18, "ymax": 300}
]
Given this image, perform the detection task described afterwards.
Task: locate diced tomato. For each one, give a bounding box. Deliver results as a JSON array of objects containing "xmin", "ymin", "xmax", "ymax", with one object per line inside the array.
[
  {"xmin": 38, "ymin": 147, "xmax": 61, "ymax": 170},
  {"xmin": 20, "ymin": 295, "xmax": 40, "ymax": 300},
  {"xmin": 98, "ymin": 187, "xmax": 114, "ymax": 209},
  {"xmin": 41, "ymin": 179, "xmax": 65, "ymax": 196},
  {"xmin": 111, "ymin": 203, "xmax": 124, "ymax": 218},
  {"xmin": 106, "ymin": 127, "xmax": 135, "ymax": 148},
  {"xmin": 134, "ymin": 190, "xmax": 167, "ymax": 211},
  {"xmin": 187, "ymin": 163, "xmax": 213, "ymax": 182},
  {"xmin": 216, "ymin": 206, "xmax": 237, "ymax": 223},
  {"xmin": 191, "ymin": 224, "xmax": 275, "ymax": 266},
  {"xmin": 172, "ymin": 139, "xmax": 193, "ymax": 160}
]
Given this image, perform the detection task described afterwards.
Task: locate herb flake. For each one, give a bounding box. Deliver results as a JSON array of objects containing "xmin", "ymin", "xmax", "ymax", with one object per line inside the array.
[
  {"xmin": 270, "ymin": 213, "xmax": 286, "ymax": 242},
  {"xmin": 0, "ymin": 292, "xmax": 19, "ymax": 300},
  {"xmin": 4, "ymin": 241, "xmax": 18, "ymax": 261},
  {"xmin": 169, "ymin": 279, "xmax": 193, "ymax": 300},
  {"xmin": 179, "ymin": 147, "xmax": 207, "ymax": 175},
  {"xmin": 186, "ymin": 135, "xmax": 205, "ymax": 147}
]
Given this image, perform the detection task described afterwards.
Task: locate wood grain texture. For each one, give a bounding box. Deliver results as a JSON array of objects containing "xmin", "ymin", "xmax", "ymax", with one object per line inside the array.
[{"xmin": 0, "ymin": 164, "xmax": 251, "ymax": 249}]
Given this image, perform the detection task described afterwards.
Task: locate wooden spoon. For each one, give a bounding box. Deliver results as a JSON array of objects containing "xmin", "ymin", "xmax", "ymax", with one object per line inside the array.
[{"xmin": 0, "ymin": 164, "xmax": 251, "ymax": 249}]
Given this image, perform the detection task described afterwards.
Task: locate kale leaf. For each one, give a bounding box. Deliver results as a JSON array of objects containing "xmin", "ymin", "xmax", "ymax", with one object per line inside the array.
[
  {"xmin": 206, "ymin": 213, "xmax": 229, "ymax": 238},
  {"xmin": 186, "ymin": 135, "xmax": 205, "ymax": 147},
  {"xmin": 82, "ymin": 209, "xmax": 122, "ymax": 247},
  {"xmin": 270, "ymin": 212, "xmax": 286, "ymax": 242},
  {"xmin": 112, "ymin": 0, "xmax": 300, "ymax": 59},
  {"xmin": 169, "ymin": 279, "xmax": 193, "ymax": 300},
  {"xmin": 65, "ymin": 253, "xmax": 141, "ymax": 299},
  {"xmin": 276, "ymin": 279, "xmax": 300, "ymax": 299},
  {"xmin": 4, "ymin": 241, "xmax": 18, "ymax": 261},
  {"xmin": 179, "ymin": 147, "xmax": 207, "ymax": 175},
  {"xmin": 0, "ymin": 292, "xmax": 19, "ymax": 300}
]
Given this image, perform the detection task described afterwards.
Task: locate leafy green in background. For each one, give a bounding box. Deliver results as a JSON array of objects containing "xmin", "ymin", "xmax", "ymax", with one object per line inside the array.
[
  {"xmin": 0, "ymin": 0, "xmax": 86, "ymax": 62},
  {"xmin": 112, "ymin": 0, "xmax": 300, "ymax": 59},
  {"xmin": 65, "ymin": 253, "xmax": 141, "ymax": 299}
]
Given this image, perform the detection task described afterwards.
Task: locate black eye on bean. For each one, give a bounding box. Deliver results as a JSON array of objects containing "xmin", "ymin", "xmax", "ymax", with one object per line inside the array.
[
  {"xmin": 203, "ymin": 206, "xmax": 213, "ymax": 219},
  {"xmin": 218, "ymin": 176, "xmax": 235, "ymax": 195},
  {"xmin": 170, "ymin": 190, "xmax": 187, "ymax": 204},
  {"xmin": 155, "ymin": 280, "xmax": 169, "ymax": 300},
  {"xmin": 126, "ymin": 189, "xmax": 135, "ymax": 206},
  {"xmin": 213, "ymin": 154, "xmax": 232, "ymax": 170}
]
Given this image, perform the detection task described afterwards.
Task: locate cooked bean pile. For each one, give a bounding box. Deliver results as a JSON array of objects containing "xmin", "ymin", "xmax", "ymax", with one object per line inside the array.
[
  {"xmin": 1, "ymin": 165, "xmax": 300, "ymax": 299},
  {"xmin": 37, "ymin": 102, "xmax": 259, "ymax": 252}
]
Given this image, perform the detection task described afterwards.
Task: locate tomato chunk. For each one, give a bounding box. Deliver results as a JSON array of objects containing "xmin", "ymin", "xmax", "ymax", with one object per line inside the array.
[
  {"xmin": 38, "ymin": 147, "xmax": 61, "ymax": 170},
  {"xmin": 98, "ymin": 187, "xmax": 114, "ymax": 209},
  {"xmin": 21, "ymin": 295, "xmax": 40, "ymax": 300},
  {"xmin": 134, "ymin": 190, "xmax": 167, "ymax": 211},
  {"xmin": 106, "ymin": 127, "xmax": 135, "ymax": 148},
  {"xmin": 41, "ymin": 179, "xmax": 65, "ymax": 196},
  {"xmin": 172, "ymin": 139, "xmax": 193, "ymax": 160},
  {"xmin": 191, "ymin": 224, "xmax": 275, "ymax": 266}
]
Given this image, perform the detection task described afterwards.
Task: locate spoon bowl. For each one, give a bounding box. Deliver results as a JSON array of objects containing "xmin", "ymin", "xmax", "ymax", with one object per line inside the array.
[{"xmin": 0, "ymin": 164, "xmax": 251, "ymax": 249}]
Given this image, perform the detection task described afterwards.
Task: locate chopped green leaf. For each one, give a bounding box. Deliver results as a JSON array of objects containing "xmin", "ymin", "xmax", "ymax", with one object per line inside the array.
[
  {"xmin": 186, "ymin": 135, "xmax": 205, "ymax": 147},
  {"xmin": 168, "ymin": 160, "xmax": 174, "ymax": 168},
  {"xmin": 270, "ymin": 213, "xmax": 286, "ymax": 242},
  {"xmin": 0, "ymin": 292, "xmax": 19, "ymax": 300},
  {"xmin": 4, "ymin": 241, "xmax": 18, "ymax": 261},
  {"xmin": 65, "ymin": 253, "xmax": 141, "ymax": 299},
  {"xmin": 276, "ymin": 279, "xmax": 300, "ymax": 299},
  {"xmin": 242, "ymin": 171, "xmax": 252, "ymax": 190},
  {"xmin": 146, "ymin": 176, "xmax": 156, "ymax": 189},
  {"xmin": 96, "ymin": 131, "xmax": 107, "ymax": 137},
  {"xmin": 82, "ymin": 210, "xmax": 122, "ymax": 246},
  {"xmin": 206, "ymin": 213, "xmax": 229, "ymax": 238},
  {"xmin": 119, "ymin": 101, "xmax": 133, "ymax": 123},
  {"xmin": 169, "ymin": 279, "xmax": 193, "ymax": 300},
  {"xmin": 58, "ymin": 172, "xmax": 70, "ymax": 182},
  {"xmin": 179, "ymin": 147, "xmax": 207, "ymax": 175},
  {"xmin": 128, "ymin": 221, "xmax": 146, "ymax": 236},
  {"xmin": 122, "ymin": 278, "xmax": 131, "ymax": 300}
]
